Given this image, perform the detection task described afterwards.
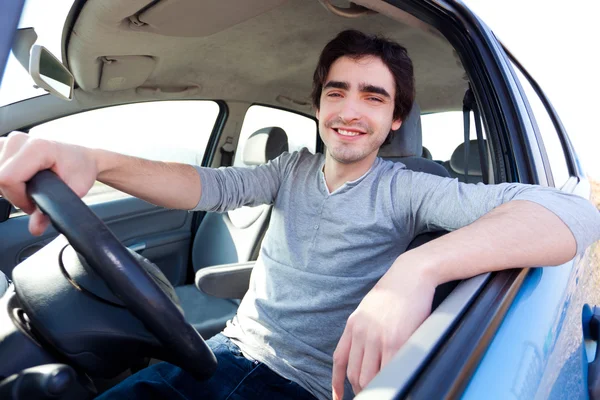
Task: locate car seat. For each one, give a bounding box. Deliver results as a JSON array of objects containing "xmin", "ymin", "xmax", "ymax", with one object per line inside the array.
[
  {"xmin": 443, "ymin": 139, "xmax": 489, "ymax": 183},
  {"xmin": 196, "ymin": 103, "xmax": 460, "ymax": 311},
  {"xmin": 378, "ymin": 103, "xmax": 450, "ymax": 178},
  {"xmin": 175, "ymin": 127, "xmax": 289, "ymax": 338}
]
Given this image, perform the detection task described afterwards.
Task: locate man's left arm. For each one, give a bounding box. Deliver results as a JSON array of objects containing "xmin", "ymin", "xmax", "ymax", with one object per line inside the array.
[{"xmin": 332, "ymin": 177, "xmax": 600, "ymax": 399}]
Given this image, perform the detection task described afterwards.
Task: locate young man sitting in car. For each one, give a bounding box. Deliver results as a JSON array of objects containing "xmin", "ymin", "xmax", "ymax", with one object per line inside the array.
[{"xmin": 1, "ymin": 30, "xmax": 599, "ymax": 400}]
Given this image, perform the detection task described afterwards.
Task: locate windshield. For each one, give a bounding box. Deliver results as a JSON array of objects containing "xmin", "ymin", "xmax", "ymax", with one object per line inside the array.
[{"xmin": 0, "ymin": 0, "xmax": 75, "ymax": 107}]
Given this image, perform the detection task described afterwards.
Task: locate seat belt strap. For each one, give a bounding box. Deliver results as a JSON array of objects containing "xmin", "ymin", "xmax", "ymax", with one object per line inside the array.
[
  {"xmin": 472, "ymin": 100, "xmax": 489, "ymax": 184},
  {"xmin": 462, "ymin": 91, "xmax": 472, "ymax": 183},
  {"xmin": 219, "ymin": 136, "xmax": 235, "ymax": 167}
]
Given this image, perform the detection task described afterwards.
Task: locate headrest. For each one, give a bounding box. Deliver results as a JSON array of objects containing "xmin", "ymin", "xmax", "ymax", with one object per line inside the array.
[
  {"xmin": 422, "ymin": 146, "xmax": 432, "ymax": 160},
  {"xmin": 449, "ymin": 139, "xmax": 488, "ymax": 176},
  {"xmin": 242, "ymin": 127, "xmax": 289, "ymax": 165},
  {"xmin": 378, "ymin": 102, "xmax": 422, "ymax": 158}
]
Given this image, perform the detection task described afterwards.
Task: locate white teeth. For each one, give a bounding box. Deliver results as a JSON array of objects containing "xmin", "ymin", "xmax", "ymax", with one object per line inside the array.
[{"xmin": 337, "ymin": 129, "xmax": 362, "ymax": 137}]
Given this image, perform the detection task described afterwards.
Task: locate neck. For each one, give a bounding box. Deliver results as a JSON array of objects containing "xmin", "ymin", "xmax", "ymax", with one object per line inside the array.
[{"xmin": 323, "ymin": 152, "xmax": 377, "ymax": 192}]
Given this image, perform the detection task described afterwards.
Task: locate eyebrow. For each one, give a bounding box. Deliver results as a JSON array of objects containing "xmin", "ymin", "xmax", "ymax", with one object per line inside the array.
[
  {"xmin": 323, "ymin": 80, "xmax": 349, "ymax": 91},
  {"xmin": 360, "ymin": 84, "xmax": 391, "ymax": 99},
  {"xmin": 323, "ymin": 81, "xmax": 391, "ymax": 99}
]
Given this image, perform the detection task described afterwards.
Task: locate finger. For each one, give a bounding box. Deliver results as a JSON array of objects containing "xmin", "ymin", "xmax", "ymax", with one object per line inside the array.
[
  {"xmin": 380, "ymin": 334, "xmax": 403, "ymax": 368},
  {"xmin": 358, "ymin": 334, "xmax": 382, "ymax": 392},
  {"xmin": 0, "ymin": 182, "xmax": 36, "ymax": 215},
  {"xmin": 29, "ymin": 208, "xmax": 50, "ymax": 236},
  {"xmin": 0, "ymin": 134, "xmax": 35, "ymax": 213},
  {"xmin": 0, "ymin": 133, "xmax": 27, "ymax": 160},
  {"xmin": 0, "ymin": 137, "xmax": 56, "ymax": 214},
  {"xmin": 0, "ymin": 132, "xmax": 28, "ymax": 162},
  {"xmin": 346, "ymin": 328, "xmax": 366, "ymax": 394},
  {"xmin": 332, "ymin": 328, "xmax": 352, "ymax": 400}
]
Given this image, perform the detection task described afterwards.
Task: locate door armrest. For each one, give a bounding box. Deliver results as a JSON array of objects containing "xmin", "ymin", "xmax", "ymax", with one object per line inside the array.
[{"xmin": 194, "ymin": 261, "xmax": 255, "ymax": 300}]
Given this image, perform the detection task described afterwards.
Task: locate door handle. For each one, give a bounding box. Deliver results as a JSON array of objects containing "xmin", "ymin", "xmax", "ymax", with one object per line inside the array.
[{"xmin": 127, "ymin": 242, "xmax": 146, "ymax": 253}]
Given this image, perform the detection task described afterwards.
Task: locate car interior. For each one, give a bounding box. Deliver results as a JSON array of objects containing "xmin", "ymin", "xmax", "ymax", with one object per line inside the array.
[{"xmin": 0, "ymin": 0, "xmax": 502, "ymax": 398}]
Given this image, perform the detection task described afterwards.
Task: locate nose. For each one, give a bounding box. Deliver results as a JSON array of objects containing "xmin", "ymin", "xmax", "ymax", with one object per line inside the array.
[{"xmin": 338, "ymin": 96, "xmax": 362, "ymax": 124}]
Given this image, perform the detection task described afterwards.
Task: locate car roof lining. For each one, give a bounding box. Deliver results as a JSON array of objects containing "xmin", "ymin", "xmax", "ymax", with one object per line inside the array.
[{"xmin": 64, "ymin": 0, "xmax": 469, "ymax": 114}]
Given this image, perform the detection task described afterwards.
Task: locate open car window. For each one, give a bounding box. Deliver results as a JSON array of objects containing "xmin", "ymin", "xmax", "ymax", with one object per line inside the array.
[
  {"xmin": 233, "ymin": 105, "xmax": 317, "ymax": 167},
  {"xmin": 9, "ymin": 100, "xmax": 219, "ymax": 214},
  {"xmin": 421, "ymin": 111, "xmax": 480, "ymax": 161},
  {"xmin": 421, "ymin": 108, "xmax": 492, "ymax": 184}
]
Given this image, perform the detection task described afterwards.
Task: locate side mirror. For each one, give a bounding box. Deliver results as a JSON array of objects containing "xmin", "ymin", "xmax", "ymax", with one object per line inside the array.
[{"xmin": 29, "ymin": 45, "xmax": 74, "ymax": 101}]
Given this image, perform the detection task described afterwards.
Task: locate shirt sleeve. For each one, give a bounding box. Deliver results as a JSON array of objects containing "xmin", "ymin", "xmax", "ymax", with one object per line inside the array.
[
  {"xmin": 190, "ymin": 151, "xmax": 297, "ymax": 213},
  {"xmin": 399, "ymin": 171, "xmax": 600, "ymax": 256}
]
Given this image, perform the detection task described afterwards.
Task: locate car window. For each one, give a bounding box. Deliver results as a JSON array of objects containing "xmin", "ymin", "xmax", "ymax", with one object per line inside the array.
[
  {"xmin": 421, "ymin": 111, "xmax": 487, "ymax": 161},
  {"xmin": 421, "ymin": 111, "xmax": 480, "ymax": 162},
  {"xmin": 421, "ymin": 109, "xmax": 492, "ymax": 184},
  {"xmin": 11, "ymin": 100, "xmax": 219, "ymax": 215},
  {"xmin": 233, "ymin": 105, "xmax": 317, "ymax": 167},
  {"xmin": 510, "ymin": 62, "xmax": 570, "ymax": 188}
]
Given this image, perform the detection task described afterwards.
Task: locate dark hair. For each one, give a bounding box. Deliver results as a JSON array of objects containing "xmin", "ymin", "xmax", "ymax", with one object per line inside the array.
[{"xmin": 311, "ymin": 29, "xmax": 415, "ymax": 122}]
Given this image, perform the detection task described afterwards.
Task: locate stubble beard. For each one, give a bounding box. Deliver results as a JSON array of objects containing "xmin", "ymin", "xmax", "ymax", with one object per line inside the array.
[{"xmin": 323, "ymin": 118, "xmax": 387, "ymax": 164}]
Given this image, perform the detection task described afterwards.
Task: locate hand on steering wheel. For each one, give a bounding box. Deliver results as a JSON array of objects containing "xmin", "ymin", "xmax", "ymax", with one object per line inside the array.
[{"xmin": 26, "ymin": 170, "xmax": 217, "ymax": 381}]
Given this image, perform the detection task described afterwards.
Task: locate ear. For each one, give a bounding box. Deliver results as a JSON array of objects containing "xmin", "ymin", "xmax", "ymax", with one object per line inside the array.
[
  {"xmin": 391, "ymin": 118, "xmax": 402, "ymax": 131},
  {"xmin": 315, "ymin": 108, "xmax": 320, "ymax": 120}
]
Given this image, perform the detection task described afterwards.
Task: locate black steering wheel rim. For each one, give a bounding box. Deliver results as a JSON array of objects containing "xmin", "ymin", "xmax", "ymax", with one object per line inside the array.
[{"xmin": 26, "ymin": 170, "xmax": 217, "ymax": 380}]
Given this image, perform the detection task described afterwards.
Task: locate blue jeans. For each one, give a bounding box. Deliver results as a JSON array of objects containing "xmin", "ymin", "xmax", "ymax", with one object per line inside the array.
[{"xmin": 96, "ymin": 333, "xmax": 317, "ymax": 400}]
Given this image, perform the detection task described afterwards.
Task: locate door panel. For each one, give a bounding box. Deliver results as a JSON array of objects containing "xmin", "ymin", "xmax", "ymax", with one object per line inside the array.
[
  {"xmin": 1, "ymin": 100, "xmax": 222, "ymax": 285},
  {"xmin": 0, "ymin": 196, "xmax": 192, "ymax": 286}
]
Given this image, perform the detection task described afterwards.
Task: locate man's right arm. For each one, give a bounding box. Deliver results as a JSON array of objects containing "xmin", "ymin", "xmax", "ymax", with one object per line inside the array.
[
  {"xmin": 0, "ymin": 133, "xmax": 202, "ymax": 235},
  {"xmin": 95, "ymin": 148, "xmax": 201, "ymax": 210}
]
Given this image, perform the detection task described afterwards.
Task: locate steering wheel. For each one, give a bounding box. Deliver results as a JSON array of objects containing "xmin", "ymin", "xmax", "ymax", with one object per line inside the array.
[{"xmin": 25, "ymin": 170, "xmax": 217, "ymax": 381}]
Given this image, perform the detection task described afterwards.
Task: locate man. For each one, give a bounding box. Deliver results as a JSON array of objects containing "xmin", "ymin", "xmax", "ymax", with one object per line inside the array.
[{"xmin": 0, "ymin": 30, "xmax": 599, "ymax": 400}]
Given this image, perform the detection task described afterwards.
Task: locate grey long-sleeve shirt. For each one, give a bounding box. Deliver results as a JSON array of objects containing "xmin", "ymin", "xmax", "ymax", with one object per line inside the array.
[{"xmin": 193, "ymin": 149, "xmax": 600, "ymax": 400}]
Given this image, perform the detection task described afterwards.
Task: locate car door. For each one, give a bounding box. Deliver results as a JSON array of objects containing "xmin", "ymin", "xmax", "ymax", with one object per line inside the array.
[
  {"xmin": 356, "ymin": 1, "xmax": 598, "ymax": 399},
  {"xmin": 460, "ymin": 41, "xmax": 600, "ymax": 400},
  {"xmin": 0, "ymin": 100, "xmax": 226, "ymax": 287}
]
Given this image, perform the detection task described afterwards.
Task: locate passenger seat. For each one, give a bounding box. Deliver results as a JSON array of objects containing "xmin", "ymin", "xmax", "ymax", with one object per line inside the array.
[
  {"xmin": 378, "ymin": 103, "xmax": 450, "ymax": 178},
  {"xmin": 378, "ymin": 103, "xmax": 458, "ymax": 310},
  {"xmin": 443, "ymin": 139, "xmax": 488, "ymax": 183},
  {"xmin": 175, "ymin": 127, "xmax": 289, "ymax": 338},
  {"xmin": 195, "ymin": 105, "xmax": 460, "ymax": 311}
]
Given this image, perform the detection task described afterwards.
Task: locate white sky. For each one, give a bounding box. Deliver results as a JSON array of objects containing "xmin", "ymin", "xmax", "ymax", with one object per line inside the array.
[
  {"xmin": 1, "ymin": 0, "xmax": 598, "ymax": 179},
  {"xmin": 463, "ymin": 0, "xmax": 600, "ymax": 179}
]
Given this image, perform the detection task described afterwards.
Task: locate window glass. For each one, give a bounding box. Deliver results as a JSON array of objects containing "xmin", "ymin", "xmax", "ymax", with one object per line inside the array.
[
  {"xmin": 0, "ymin": 0, "xmax": 75, "ymax": 107},
  {"xmin": 510, "ymin": 63, "xmax": 570, "ymax": 188},
  {"xmin": 421, "ymin": 111, "xmax": 479, "ymax": 161},
  {"xmin": 421, "ymin": 109, "xmax": 492, "ymax": 184},
  {"xmin": 234, "ymin": 105, "xmax": 317, "ymax": 167},
  {"xmin": 14, "ymin": 100, "xmax": 219, "ymax": 211}
]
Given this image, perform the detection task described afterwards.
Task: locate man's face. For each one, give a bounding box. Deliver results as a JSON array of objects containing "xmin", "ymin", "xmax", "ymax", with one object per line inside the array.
[{"xmin": 316, "ymin": 55, "xmax": 402, "ymax": 165}]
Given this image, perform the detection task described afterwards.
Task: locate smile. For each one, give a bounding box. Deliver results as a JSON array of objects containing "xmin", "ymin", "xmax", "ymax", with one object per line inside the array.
[{"xmin": 333, "ymin": 128, "xmax": 366, "ymax": 137}]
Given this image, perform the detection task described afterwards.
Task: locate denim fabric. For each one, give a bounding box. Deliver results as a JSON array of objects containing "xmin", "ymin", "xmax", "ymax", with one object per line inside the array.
[{"xmin": 96, "ymin": 333, "xmax": 316, "ymax": 400}]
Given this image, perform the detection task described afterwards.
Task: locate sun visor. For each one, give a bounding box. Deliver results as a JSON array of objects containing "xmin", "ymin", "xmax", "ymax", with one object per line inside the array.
[
  {"xmin": 131, "ymin": 0, "xmax": 287, "ymax": 37},
  {"xmin": 99, "ymin": 55, "xmax": 156, "ymax": 91}
]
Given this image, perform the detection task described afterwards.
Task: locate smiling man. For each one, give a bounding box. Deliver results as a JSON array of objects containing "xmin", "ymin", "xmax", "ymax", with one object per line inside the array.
[
  {"xmin": 317, "ymin": 56, "xmax": 402, "ymax": 190},
  {"xmin": 1, "ymin": 30, "xmax": 600, "ymax": 400}
]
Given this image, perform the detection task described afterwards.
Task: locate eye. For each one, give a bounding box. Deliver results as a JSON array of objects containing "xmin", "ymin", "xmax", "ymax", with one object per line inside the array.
[
  {"xmin": 367, "ymin": 96, "xmax": 383, "ymax": 103},
  {"xmin": 327, "ymin": 92, "xmax": 342, "ymax": 98}
]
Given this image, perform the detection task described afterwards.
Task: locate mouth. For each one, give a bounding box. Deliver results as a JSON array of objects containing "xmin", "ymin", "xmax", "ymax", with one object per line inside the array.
[{"xmin": 332, "ymin": 127, "xmax": 367, "ymax": 138}]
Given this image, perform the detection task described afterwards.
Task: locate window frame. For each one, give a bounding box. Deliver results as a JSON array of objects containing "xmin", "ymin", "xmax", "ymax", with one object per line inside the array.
[
  {"xmin": 251, "ymin": 102, "xmax": 321, "ymax": 152},
  {"xmin": 231, "ymin": 103, "xmax": 319, "ymax": 168},
  {"xmin": 6, "ymin": 99, "xmax": 228, "ymax": 218},
  {"xmin": 503, "ymin": 45, "xmax": 580, "ymax": 187},
  {"xmin": 366, "ymin": 1, "xmax": 553, "ymax": 398}
]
